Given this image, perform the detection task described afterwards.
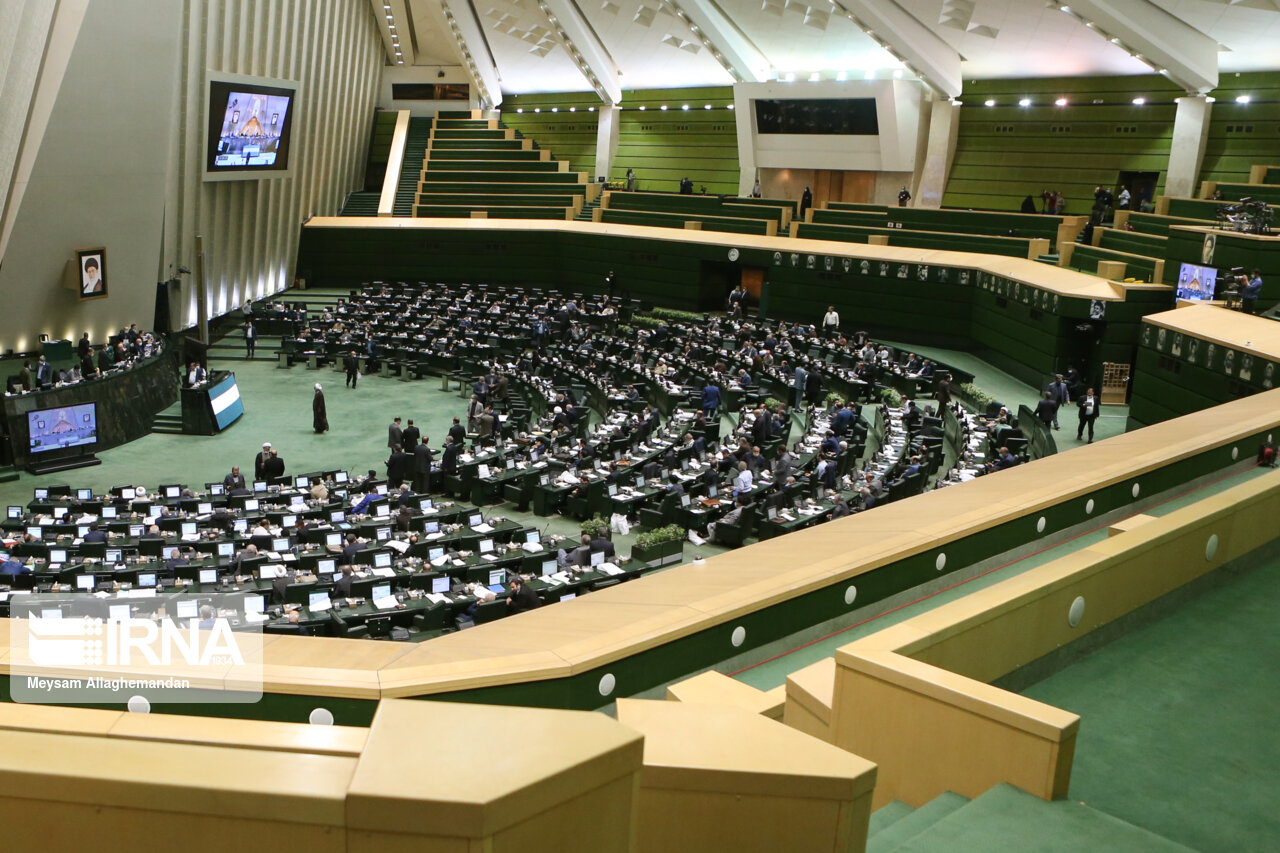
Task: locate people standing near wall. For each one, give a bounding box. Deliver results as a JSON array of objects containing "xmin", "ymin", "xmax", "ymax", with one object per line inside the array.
[
  {"xmin": 626, "ymin": 168, "xmax": 636, "ymax": 191},
  {"xmin": 1117, "ymin": 186, "xmax": 1131, "ymax": 210},
  {"xmin": 800, "ymin": 186, "xmax": 813, "ymax": 218},
  {"xmin": 752, "ymin": 177, "xmax": 762, "ymax": 198},
  {"xmin": 898, "ymin": 186, "xmax": 911, "ymax": 207},
  {"xmin": 312, "ymin": 384, "xmax": 328, "ymax": 434},
  {"xmin": 679, "ymin": 177, "xmax": 693, "ymax": 194},
  {"xmin": 1241, "ymin": 269, "xmax": 1263, "ymax": 314}
]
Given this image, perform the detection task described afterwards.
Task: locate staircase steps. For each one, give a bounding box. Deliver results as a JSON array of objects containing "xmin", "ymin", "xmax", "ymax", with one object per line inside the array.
[
  {"xmin": 339, "ymin": 191, "xmax": 380, "ymax": 217},
  {"xmin": 393, "ymin": 117, "xmax": 435, "ymax": 217},
  {"xmin": 889, "ymin": 784, "xmax": 1196, "ymax": 853},
  {"xmin": 150, "ymin": 406, "xmax": 184, "ymax": 436},
  {"xmin": 868, "ymin": 792, "xmax": 968, "ymax": 853}
]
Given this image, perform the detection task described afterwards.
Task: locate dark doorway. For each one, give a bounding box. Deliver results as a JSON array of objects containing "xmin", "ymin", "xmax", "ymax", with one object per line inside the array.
[
  {"xmin": 1060, "ymin": 318, "xmax": 1104, "ymax": 390},
  {"xmin": 699, "ymin": 261, "xmax": 741, "ymax": 312},
  {"xmin": 1117, "ymin": 171, "xmax": 1159, "ymax": 210}
]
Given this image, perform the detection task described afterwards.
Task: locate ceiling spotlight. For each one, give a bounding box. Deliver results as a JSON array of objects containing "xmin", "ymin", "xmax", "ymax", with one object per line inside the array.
[
  {"xmin": 638, "ymin": 105, "xmax": 646, "ymax": 110},
  {"xmin": 588, "ymin": 106, "xmax": 595, "ymax": 111},
  {"xmin": 682, "ymin": 104, "xmax": 690, "ymax": 110},
  {"xmin": 704, "ymin": 104, "xmax": 711, "ymax": 109},
  {"xmin": 551, "ymin": 107, "xmax": 558, "ymax": 112},
  {"xmin": 569, "ymin": 106, "xmax": 575, "ymax": 112},
  {"xmin": 836, "ymin": 70, "xmax": 848, "ymax": 81},
  {"xmin": 534, "ymin": 107, "xmax": 540, "ymax": 113},
  {"xmin": 984, "ymin": 99, "xmax": 996, "ymax": 107},
  {"xmin": 1236, "ymin": 94, "xmax": 1251, "ymax": 103},
  {"xmin": 1205, "ymin": 96, "xmax": 1216, "ymax": 103},
  {"xmin": 1132, "ymin": 97, "xmax": 1145, "ymax": 105},
  {"xmin": 660, "ymin": 104, "xmax": 668, "ymax": 110},
  {"xmin": 809, "ymin": 72, "xmax": 820, "ymax": 82},
  {"xmin": 516, "ymin": 108, "xmax": 523, "ymax": 113},
  {"xmin": 1055, "ymin": 98, "xmax": 1068, "ymax": 106},
  {"xmin": 727, "ymin": 104, "xmax": 735, "ymax": 110},
  {"xmin": 1019, "ymin": 98, "xmax": 1032, "ymax": 107}
]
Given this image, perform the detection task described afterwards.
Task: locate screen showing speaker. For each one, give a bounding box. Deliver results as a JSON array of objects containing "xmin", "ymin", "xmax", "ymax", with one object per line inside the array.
[
  {"xmin": 27, "ymin": 403, "xmax": 98, "ymax": 455},
  {"xmin": 205, "ymin": 77, "xmax": 298, "ymax": 178}
]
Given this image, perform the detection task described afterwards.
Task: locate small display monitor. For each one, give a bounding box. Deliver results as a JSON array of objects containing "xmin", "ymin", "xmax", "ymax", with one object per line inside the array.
[
  {"xmin": 371, "ymin": 583, "xmax": 391, "ymax": 601},
  {"xmin": 121, "ymin": 488, "xmax": 136, "ymax": 500},
  {"xmin": 162, "ymin": 546, "xmax": 181, "ymax": 560},
  {"xmin": 49, "ymin": 548, "xmax": 68, "ymax": 564},
  {"xmin": 198, "ymin": 502, "xmax": 213, "ymax": 514},
  {"xmin": 424, "ymin": 520, "xmax": 440, "ymax": 534},
  {"xmin": 590, "ymin": 550, "xmax": 605, "ymax": 567},
  {"xmin": 137, "ymin": 572, "xmax": 157, "ymax": 588},
  {"xmin": 541, "ymin": 560, "xmax": 556, "ymax": 576},
  {"xmin": 217, "ymin": 542, "xmax": 235, "ymax": 557},
  {"xmin": 431, "ymin": 576, "xmax": 450, "ymax": 594},
  {"xmin": 106, "ymin": 548, "xmax": 122, "ymax": 564},
  {"xmin": 181, "ymin": 522, "xmax": 197, "ymax": 536},
  {"xmin": 128, "ymin": 524, "xmax": 143, "ymax": 538},
  {"xmin": 316, "ymin": 558, "xmax": 336, "ymax": 574},
  {"xmin": 165, "ymin": 486, "xmax": 180, "ymax": 499},
  {"xmin": 375, "ymin": 527, "xmax": 391, "ymax": 542},
  {"xmin": 75, "ymin": 574, "xmax": 95, "ymax": 590},
  {"xmin": 295, "ymin": 476, "xmax": 309, "ymax": 489},
  {"xmin": 244, "ymin": 498, "xmax": 260, "ymax": 511},
  {"xmin": 334, "ymin": 471, "xmax": 349, "ymax": 483},
  {"xmin": 53, "ymin": 506, "xmax": 68, "ymax": 519},
  {"xmin": 526, "ymin": 530, "xmax": 540, "ymax": 544},
  {"xmin": 418, "ymin": 498, "xmax": 433, "ymax": 511},
  {"xmin": 373, "ymin": 552, "xmax": 392, "ymax": 568},
  {"xmin": 374, "ymin": 503, "xmax": 390, "ymax": 517},
  {"xmin": 272, "ymin": 537, "xmax": 290, "ymax": 552},
  {"xmin": 26, "ymin": 526, "xmax": 42, "ymax": 539},
  {"xmin": 281, "ymin": 514, "xmax": 297, "ymax": 528},
  {"xmin": 428, "ymin": 547, "xmax": 445, "ymax": 562},
  {"xmin": 199, "ymin": 568, "xmax": 218, "ymax": 584},
  {"xmin": 77, "ymin": 489, "xmax": 92, "ymax": 500},
  {"xmin": 244, "ymin": 595, "xmax": 265, "ymax": 614},
  {"xmin": 6, "ymin": 506, "xmax": 21, "ymax": 520},
  {"xmin": 1176, "ymin": 262, "xmax": 1217, "ymax": 301},
  {"xmin": 326, "ymin": 532, "xmax": 341, "ymax": 547},
  {"xmin": 34, "ymin": 488, "xmax": 49, "ymax": 500},
  {"xmin": 330, "ymin": 509, "xmax": 345, "ymax": 523},
  {"xmin": 468, "ymin": 513, "xmax": 483, "ymax": 527},
  {"xmin": 175, "ymin": 599, "xmax": 198, "ymax": 619},
  {"xmin": 307, "ymin": 590, "xmax": 330, "ymax": 611},
  {"xmin": 102, "ymin": 506, "xmax": 117, "ymax": 519},
  {"xmin": 209, "ymin": 484, "xmax": 225, "ymax": 496},
  {"xmin": 479, "ymin": 538, "xmax": 494, "ymax": 554},
  {"xmin": 109, "ymin": 604, "xmax": 131, "ymax": 621},
  {"xmin": 252, "ymin": 481, "xmax": 267, "ymax": 493},
  {"xmin": 233, "ymin": 519, "xmax": 248, "ymax": 533}
]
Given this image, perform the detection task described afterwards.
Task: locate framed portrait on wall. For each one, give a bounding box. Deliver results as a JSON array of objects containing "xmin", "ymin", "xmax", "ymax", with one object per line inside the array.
[{"xmin": 77, "ymin": 248, "xmax": 108, "ymax": 300}]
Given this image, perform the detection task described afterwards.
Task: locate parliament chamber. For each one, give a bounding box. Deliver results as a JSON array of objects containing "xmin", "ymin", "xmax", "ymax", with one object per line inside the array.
[{"xmin": 3, "ymin": 1, "xmax": 1280, "ymax": 851}]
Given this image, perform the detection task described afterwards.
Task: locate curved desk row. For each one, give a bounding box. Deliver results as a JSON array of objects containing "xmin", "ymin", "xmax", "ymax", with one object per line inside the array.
[{"xmin": 4, "ymin": 386, "xmax": 1276, "ymax": 725}]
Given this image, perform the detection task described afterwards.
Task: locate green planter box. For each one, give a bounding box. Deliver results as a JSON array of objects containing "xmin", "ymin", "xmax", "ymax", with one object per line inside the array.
[{"xmin": 631, "ymin": 539, "xmax": 684, "ymax": 567}]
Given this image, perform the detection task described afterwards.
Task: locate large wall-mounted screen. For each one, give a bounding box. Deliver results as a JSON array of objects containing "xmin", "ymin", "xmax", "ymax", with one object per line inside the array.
[
  {"xmin": 28, "ymin": 403, "xmax": 98, "ymax": 455},
  {"xmin": 754, "ymin": 98, "xmax": 879, "ymax": 135},
  {"xmin": 204, "ymin": 77, "xmax": 298, "ymax": 179}
]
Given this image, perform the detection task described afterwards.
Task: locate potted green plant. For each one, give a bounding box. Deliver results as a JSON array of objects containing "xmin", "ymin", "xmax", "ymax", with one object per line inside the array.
[
  {"xmin": 630, "ymin": 523, "xmax": 685, "ymax": 565},
  {"xmin": 879, "ymin": 387, "xmax": 904, "ymax": 408},
  {"xmin": 581, "ymin": 516, "xmax": 611, "ymax": 539},
  {"xmin": 956, "ymin": 382, "xmax": 994, "ymax": 412}
]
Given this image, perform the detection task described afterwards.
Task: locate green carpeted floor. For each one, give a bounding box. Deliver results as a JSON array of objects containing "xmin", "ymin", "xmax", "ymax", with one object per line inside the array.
[{"xmin": 1021, "ymin": 550, "xmax": 1280, "ymax": 852}]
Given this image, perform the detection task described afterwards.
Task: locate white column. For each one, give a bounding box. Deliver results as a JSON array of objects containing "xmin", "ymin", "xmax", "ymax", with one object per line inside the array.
[
  {"xmin": 594, "ymin": 103, "xmax": 620, "ymax": 183},
  {"xmin": 1166, "ymin": 96, "xmax": 1211, "ymax": 199},
  {"xmin": 914, "ymin": 99, "xmax": 959, "ymax": 209}
]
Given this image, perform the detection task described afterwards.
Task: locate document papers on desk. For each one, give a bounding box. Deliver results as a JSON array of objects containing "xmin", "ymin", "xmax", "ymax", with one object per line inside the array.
[
  {"xmin": 430, "ymin": 554, "xmax": 451, "ymax": 567},
  {"xmin": 372, "ymin": 594, "xmax": 397, "ymax": 610},
  {"xmin": 597, "ymin": 562, "xmax": 623, "ymax": 576},
  {"xmin": 425, "ymin": 592, "xmax": 450, "ymax": 605},
  {"xmin": 471, "ymin": 522, "xmax": 494, "ymax": 534}
]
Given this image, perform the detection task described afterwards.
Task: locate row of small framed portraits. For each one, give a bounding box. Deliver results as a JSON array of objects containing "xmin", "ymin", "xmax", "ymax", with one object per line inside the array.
[{"xmin": 1144, "ymin": 323, "xmax": 1275, "ymax": 387}]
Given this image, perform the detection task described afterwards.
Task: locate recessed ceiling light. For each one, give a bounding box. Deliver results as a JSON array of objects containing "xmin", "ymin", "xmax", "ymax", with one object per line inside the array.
[
  {"xmin": 1055, "ymin": 98, "xmax": 1068, "ymax": 106},
  {"xmin": 660, "ymin": 105, "xmax": 668, "ymax": 110},
  {"xmin": 1236, "ymin": 94, "xmax": 1251, "ymax": 103},
  {"xmin": 682, "ymin": 104, "xmax": 689, "ymax": 110},
  {"xmin": 809, "ymin": 72, "xmax": 820, "ymax": 82},
  {"xmin": 984, "ymin": 99, "xmax": 996, "ymax": 107},
  {"xmin": 569, "ymin": 106, "xmax": 575, "ymax": 112},
  {"xmin": 516, "ymin": 108, "xmax": 523, "ymax": 113},
  {"xmin": 864, "ymin": 70, "xmax": 875, "ymax": 80},
  {"xmin": 727, "ymin": 104, "xmax": 734, "ymax": 110},
  {"xmin": 638, "ymin": 105, "xmax": 646, "ymax": 110},
  {"xmin": 1019, "ymin": 98, "xmax": 1032, "ymax": 107},
  {"xmin": 551, "ymin": 107, "xmax": 558, "ymax": 112},
  {"xmin": 704, "ymin": 104, "xmax": 711, "ymax": 109},
  {"xmin": 836, "ymin": 71, "xmax": 847, "ymax": 81},
  {"xmin": 1132, "ymin": 97, "xmax": 1145, "ymax": 105},
  {"xmin": 784, "ymin": 72, "xmax": 795, "ymax": 82}
]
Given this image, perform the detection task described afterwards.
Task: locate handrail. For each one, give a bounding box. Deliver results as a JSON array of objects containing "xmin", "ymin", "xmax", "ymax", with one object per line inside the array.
[{"xmin": 376, "ymin": 110, "xmax": 411, "ymax": 217}]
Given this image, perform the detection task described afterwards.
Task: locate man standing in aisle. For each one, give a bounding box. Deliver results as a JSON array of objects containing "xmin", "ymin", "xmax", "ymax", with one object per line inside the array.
[
  {"xmin": 898, "ymin": 186, "xmax": 911, "ymax": 207},
  {"xmin": 344, "ymin": 350, "xmax": 360, "ymax": 389},
  {"xmin": 1076, "ymin": 387, "xmax": 1100, "ymax": 443},
  {"xmin": 1046, "ymin": 374, "xmax": 1071, "ymax": 430}
]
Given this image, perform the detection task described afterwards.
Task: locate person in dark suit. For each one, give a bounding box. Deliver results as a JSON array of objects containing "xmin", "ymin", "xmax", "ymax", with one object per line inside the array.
[
  {"xmin": 700, "ymin": 383, "xmax": 721, "ymax": 416},
  {"xmin": 83, "ymin": 522, "xmax": 108, "ymax": 543},
  {"xmin": 223, "ymin": 466, "xmax": 246, "ymax": 491},
  {"xmin": 77, "ymin": 333, "xmax": 92, "ymax": 361},
  {"xmin": 18, "ymin": 360, "xmax": 34, "ymax": 391},
  {"xmin": 387, "ymin": 418, "xmax": 403, "ymax": 451},
  {"xmin": 1046, "ymin": 374, "xmax": 1070, "ymax": 429},
  {"xmin": 35, "ymin": 355, "xmax": 53, "ymax": 388},
  {"xmin": 312, "ymin": 384, "xmax": 328, "ymax": 434},
  {"xmin": 344, "ymin": 350, "xmax": 359, "ymax": 388},
  {"xmin": 439, "ymin": 436, "xmax": 460, "ymax": 476},
  {"xmin": 341, "ymin": 535, "xmax": 361, "ymax": 564},
  {"xmin": 385, "ymin": 444, "xmax": 411, "ymax": 489},
  {"xmin": 830, "ymin": 494, "xmax": 850, "ymax": 519},
  {"xmin": 1076, "ymin": 387, "xmax": 1101, "ymax": 443},
  {"xmin": 589, "ymin": 534, "xmax": 616, "ymax": 561},
  {"xmin": 244, "ymin": 321, "xmax": 257, "ymax": 358},
  {"xmin": 506, "ymin": 575, "xmax": 541, "ymax": 613},
  {"xmin": 447, "ymin": 417, "xmax": 466, "ymax": 447},
  {"xmin": 401, "ymin": 419, "xmax": 420, "ymax": 451},
  {"xmin": 97, "ymin": 346, "xmax": 113, "ymax": 374},
  {"xmin": 800, "ymin": 186, "xmax": 813, "ymax": 217},
  {"xmin": 333, "ymin": 566, "xmax": 354, "ymax": 598},
  {"xmin": 254, "ymin": 443, "xmax": 273, "ymax": 481},
  {"xmin": 1034, "ymin": 391, "xmax": 1057, "ymax": 430},
  {"xmin": 804, "ymin": 369, "xmax": 822, "ymax": 407},
  {"xmin": 413, "ymin": 439, "xmax": 434, "ymax": 493},
  {"xmin": 263, "ymin": 450, "xmax": 285, "ymax": 480}
]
